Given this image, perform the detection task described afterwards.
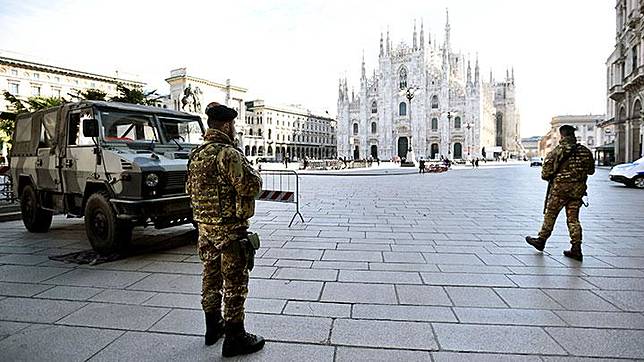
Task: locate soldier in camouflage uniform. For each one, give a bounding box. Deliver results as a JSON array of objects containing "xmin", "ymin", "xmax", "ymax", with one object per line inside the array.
[
  {"xmin": 526, "ymin": 125, "xmax": 595, "ymax": 261},
  {"xmin": 187, "ymin": 102, "xmax": 265, "ymax": 356}
]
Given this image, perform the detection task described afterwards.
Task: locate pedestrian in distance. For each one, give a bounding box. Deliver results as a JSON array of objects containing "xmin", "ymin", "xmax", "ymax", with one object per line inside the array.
[
  {"xmin": 187, "ymin": 102, "xmax": 265, "ymax": 357},
  {"xmin": 526, "ymin": 125, "xmax": 595, "ymax": 261},
  {"xmin": 475, "ymin": 158, "xmax": 479, "ymax": 168},
  {"xmin": 419, "ymin": 158, "xmax": 426, "ymax": 173}
]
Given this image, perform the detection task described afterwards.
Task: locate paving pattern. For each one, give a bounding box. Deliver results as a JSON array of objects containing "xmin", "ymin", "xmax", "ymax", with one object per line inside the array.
[{"xmin": 1, "ymin": 165, "xmax": 643, "ymax": 361}]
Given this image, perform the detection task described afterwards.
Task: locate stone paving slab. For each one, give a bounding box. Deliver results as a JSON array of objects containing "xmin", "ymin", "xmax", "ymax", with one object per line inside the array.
[
  {"xmin": 331, "ymin": 318, "xmax": 438, "ymax": 350},
  {"xmin": 335, "ymin": 346, "xmax": 431, "ymax": 361},
  {"xmin": 321, "ymin": 282, "xmax": 397, "ymax": 304},
  {"xmin": 546, "ymin": 327, "xmax": 644, "ymax": 359},
  {"xmin": 432, "ymin": 323, "xmax": 567, "ymax": 355},
  {"xmin": 0, "ymin": 325, "xmax": 123, "ymax": 362},
  {"xmin": 0, "ymin": 297, "xmax": 86, "ymax": 323},
  {"xmin": 58, "ymin": 303, "xmax": 169, "ymax": 331}
]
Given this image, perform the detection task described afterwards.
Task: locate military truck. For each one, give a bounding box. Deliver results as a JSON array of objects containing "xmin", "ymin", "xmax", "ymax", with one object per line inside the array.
[{"xmin": 9, "ymin": 101, "xmax": 205, "ymax": 253}]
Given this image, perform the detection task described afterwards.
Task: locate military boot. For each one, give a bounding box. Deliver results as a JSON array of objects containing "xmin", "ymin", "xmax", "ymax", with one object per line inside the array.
[
  {"xmin": 204, "ymin": 311, "xmax": 225, "ymax": 346},
  {"xmin": 222, "ymin": 321, "xmax": 265, "ymax": 357},
  {"xmin": 525, "ymin": 236, "xmax": 546, "ymax": 251},
  {"xmin": 563, "ymin": 244, "xmax": 583, "ymax": 261}
]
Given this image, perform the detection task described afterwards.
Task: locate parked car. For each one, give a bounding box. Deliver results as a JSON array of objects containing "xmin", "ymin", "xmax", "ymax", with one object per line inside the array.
[
  {"xmin": 530, "ymin": 157, "xmax": 543, "ymax": 167},
  {"xmin": 609, "ymin": 156, "xmax": 644, "ymax": 189},
  {"xmin": 9, "ymin": 101, "xmax": 205, "ymax": 253}
]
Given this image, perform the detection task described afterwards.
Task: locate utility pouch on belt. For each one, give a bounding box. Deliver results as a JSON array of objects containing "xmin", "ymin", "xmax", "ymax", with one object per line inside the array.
[{"xmin": 243, "ymin": 232, "xmax": 261, "ymax": 271}]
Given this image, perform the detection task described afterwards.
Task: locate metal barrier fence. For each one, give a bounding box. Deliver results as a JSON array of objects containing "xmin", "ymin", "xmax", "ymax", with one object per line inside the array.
[
  {"xmin": 258, "ymin": 170, "xmax": 304, "ymax": 227},
  {"xmin": 0, "ymin": 175, "xmax": 16, "ymax": 203}
]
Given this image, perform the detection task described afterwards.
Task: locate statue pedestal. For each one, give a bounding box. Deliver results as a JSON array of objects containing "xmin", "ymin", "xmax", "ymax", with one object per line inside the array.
[{"xmin": 401, "ymin": 149, "xmax": 416, "ymax": 167}]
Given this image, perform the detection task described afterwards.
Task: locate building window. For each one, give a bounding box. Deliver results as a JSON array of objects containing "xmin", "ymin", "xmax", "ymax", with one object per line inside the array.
[
  {"xmin": 249, "ymin": 129, "xmax": 253, "ymax": 136},
  {"xmin": 268, "ymin": 129, "xmax": 272, "ymax": 140},
  {"xmin": 399, "ymin": 102, "xmax": 407, "ymax": 116},
  {"xmin": 632, "ymin": 45, "xmax": 639, "ymax": 74},
  {"xmin": 9, "ymin": 82, "xmax": 19, "ymax": 94},
  {"xmin": 52, "ymin": 88, "xmax": 61, "ymax": 98},
  {"xmin": 371, "ymin": 101, "xmax": 377, "ymax": 113},
  {"xmin": 454, "ymin": 116, "xmax": 461, "ymax": 129},
  {"xmin": 371, "ymin": 122, "xmax": 377, "ymax": 134},
  {"xmin": 431, "ymin": 95, "xmax": 439, "ymax": 109},
  {"xmin": 11, "ymin": 69, "xmax": 18, "ymax": 76},
  {"xmin": 33, "ymin": 73, "xmax": 39, "ymax": 79},
  {"xmin": 54, "ymin": 76, "xmax": 60, "ymax": 82},
  {"xmin": 431, "ymin": 118, "xmax": 438, "ymax": 130},
  {"xmin": 587, "ymin": 136, "xmax": 594, "ymax": 146},
  {"xmin": 31, "ymin": 85, "xmax": 41, "ymax": 96},
  {"xmin": 353, "ymin": 123, "xmax": 359, "ymax": 135},
  {"xmin": 399, "ymin": 67, "xmax": 407, "ymax": 89}
]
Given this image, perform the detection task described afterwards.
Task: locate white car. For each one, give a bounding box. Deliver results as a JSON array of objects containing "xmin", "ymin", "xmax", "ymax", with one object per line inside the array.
[{"xmin": 609, "ymin": 156, "xmax": 644, "ymax": 189}]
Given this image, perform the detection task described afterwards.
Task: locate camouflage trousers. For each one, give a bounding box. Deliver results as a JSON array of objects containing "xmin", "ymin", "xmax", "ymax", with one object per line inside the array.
[
  {"xmin": 538, "ymin": 191, "xmax": 583, "ymax": 245},
  {"xmin": 198, "ymin": 223, "xmax": 249, "ymax": 323}
]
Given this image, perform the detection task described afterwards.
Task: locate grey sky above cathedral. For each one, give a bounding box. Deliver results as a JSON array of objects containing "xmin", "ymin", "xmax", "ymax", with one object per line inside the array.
[{"xmin": 0, "ymin": 0, "xmax": 612, "ymax": 137}]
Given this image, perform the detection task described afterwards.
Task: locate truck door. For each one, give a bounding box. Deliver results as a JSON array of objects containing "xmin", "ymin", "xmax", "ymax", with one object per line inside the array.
[
  {"xmin": 60, "ymin": 108, "xmax": 96, "ymax": 196},
  {"xmin": 35, "ymin": 110, "xmax": 62, "ymax": 193}
]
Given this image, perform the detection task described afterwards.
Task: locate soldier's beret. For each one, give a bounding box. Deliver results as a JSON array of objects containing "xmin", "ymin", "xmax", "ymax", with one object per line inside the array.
[
  {"xmin": 559, "ymin": 125, "xmax": 576, "ymax": 133},
  {"xmin": 205, "ymin": 102, "xmax": 238, "ymax": 123}
]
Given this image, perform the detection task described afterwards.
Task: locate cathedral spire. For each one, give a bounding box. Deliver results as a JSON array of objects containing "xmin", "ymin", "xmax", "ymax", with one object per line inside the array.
[
  {"xmin": 489, "ymin": 69, "xmax": 493, "ymax": 83},
  {"xmin": 413, "ymin": 19, "xmax": 418, "ymax": 50},
  {"xmin": 511, "ymin": 67, "xmax": 515, "ymax": 83},
  {"xmin": 379, "ymin": 32, "xmax": 384, "ymax": 57},
  {"xmin": 386, "ymin": 27, "xmax": 390, "ymax": 55},
  {"xmin": 475, "ymin": 53, "xmax": 480, "ymax": 85},
  {"xmin": 361, "ymin": 51, "xmax": 366, "ymax": 80},
  {"xmin": 444, "ymin": 8, "xmax": 451, "ymax": 51},
  {"xmin": 467, "ymin": 59, "xmax": 472, "ymax": 84},
  {"xmin": 420, "ymin": 19, "xmax": 424, "ymax": 50}
]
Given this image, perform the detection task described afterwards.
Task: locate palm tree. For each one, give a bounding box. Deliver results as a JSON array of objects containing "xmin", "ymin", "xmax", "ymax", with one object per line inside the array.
[
  {"xmin": 109, "ymin": 84, "xmax": 160, "ymax": 106},
  {"xmin": 69, "ymin": 88, "xmax": 107, "ymax": 101}
]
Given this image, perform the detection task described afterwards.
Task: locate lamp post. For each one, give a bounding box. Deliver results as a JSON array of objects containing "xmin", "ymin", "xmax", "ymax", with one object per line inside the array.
[
  {"xmin": 447, "ymin": 112, "xmax": 452, "ymax": 159},
  {"xmin": 465, "ymin": 122, "xmax": 473, "ymax": 156},
  {"xmin": 401, "ymin": 86, "xmax": 417, "ymax": 164}
]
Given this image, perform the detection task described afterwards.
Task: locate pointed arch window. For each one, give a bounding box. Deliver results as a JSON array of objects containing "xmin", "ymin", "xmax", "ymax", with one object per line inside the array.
[
  {"xmin": 431, "ymin": 95, "xmax": 439, "ymax": 109},
  {"xmin": 399, "ymin": 67, "xmax": 408, "ymax": 89},
  {"xmin": 371, "ymin": 101, "xmax": 377, "ymax": 113},
  {"xmin": 353, "ymin": 123, "xmax": 359, "ymax": 135},
  {"xmin": 431, "ymin": 118, "xmax": 438, "ymax": 131},
  {"xmin": 399, "ymin": 102, "xmax": 407, "ymax": 116},
  {"xmin": 454, "ymin": 116, "xmax": 461, "ymax": 129},
  {"xmin": 371, "ymin": 122, "xmax": 377, "ymax": 134}
]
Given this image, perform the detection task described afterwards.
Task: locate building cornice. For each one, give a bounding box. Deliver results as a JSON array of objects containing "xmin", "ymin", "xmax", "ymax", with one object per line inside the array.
[
  {"xmin": 165, "ymin": 74, "xmax": 247, "ymax": 93},
  {"xmin": 0, "ymin": 56, "xmax": 144, "ymax": 87}
]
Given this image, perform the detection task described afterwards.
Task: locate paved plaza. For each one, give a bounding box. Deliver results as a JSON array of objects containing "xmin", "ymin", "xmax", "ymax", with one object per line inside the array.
[{"xmin": 0, "ymin": 164, "xmax": 643, "ymax": 361}]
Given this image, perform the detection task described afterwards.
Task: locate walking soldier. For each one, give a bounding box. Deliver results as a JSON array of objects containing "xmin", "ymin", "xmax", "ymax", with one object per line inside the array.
[{"xmin": 526, "ymin": 125, "xmax": 595, "ymax": 261}]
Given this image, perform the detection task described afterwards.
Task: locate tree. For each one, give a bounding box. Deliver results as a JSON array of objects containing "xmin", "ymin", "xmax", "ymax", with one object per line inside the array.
[
  {"xmin": 69, "ymin": 88, "xmax": 107, "ymax": 101},
  {"xmin": 0, "ymin": 92, "xmax": 66, "ymax": 148},
  {"xmin": 109, "ymin": 84, "xmax": 160, "ymax": 106}
]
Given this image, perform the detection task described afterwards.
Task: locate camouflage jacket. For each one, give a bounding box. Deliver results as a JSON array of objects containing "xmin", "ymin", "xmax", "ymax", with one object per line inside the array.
[
  {"xmin": 542, "ymin": 136, "xmax": 595, "ymax": 184},
  {"xmin": 187, "ymin": 129, "xmax": 262, "ymax": 225}
]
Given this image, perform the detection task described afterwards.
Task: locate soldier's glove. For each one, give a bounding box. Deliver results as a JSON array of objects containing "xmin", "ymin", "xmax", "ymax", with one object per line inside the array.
[{"xmin": 242, "ymin": 232, "xmax": 261, "ymax": 271}]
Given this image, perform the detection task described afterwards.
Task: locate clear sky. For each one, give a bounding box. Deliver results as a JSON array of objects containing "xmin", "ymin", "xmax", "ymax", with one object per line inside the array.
[{"xmin": 0, "ymin": 0, "xmax": 614, "ymax": 137}]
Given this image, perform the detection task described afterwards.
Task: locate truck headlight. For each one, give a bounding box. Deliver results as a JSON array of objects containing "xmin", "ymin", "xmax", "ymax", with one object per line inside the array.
[{"xmin": 145, "ymin": 173, "xmax": 159, "ymax": 187}]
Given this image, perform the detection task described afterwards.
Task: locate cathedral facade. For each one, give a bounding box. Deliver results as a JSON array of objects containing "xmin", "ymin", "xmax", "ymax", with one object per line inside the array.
[{"xmin": 337, "ymin": 12, "xmax": 520, "ymax": 161}]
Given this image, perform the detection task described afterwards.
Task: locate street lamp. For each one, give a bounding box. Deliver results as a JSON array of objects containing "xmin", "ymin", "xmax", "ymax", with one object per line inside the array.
[
  {"xmin": 400, "ymin": 86, "xmax": 417, "ymax": 163},
  {"xmin": 447, "ymin": 112, "xmax": 452, "ymax": 159},
  {"xmin": 465, "ymin": 122, "xmax": 473, "ymax": 156}
]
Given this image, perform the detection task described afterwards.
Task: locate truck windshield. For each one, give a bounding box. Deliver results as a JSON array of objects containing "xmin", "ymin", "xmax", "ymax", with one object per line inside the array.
[
  {"xmin": 158, "ymin": 117, "xmax": 203, "ymax": 145},
  {"xmin": 99, "ymin": 111, "xmax": 159, "ymax": 143}
]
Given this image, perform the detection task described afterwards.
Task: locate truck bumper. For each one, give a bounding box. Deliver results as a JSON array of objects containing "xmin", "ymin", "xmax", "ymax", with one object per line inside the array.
[{"xmin": 110, "ymin": 195, "xmax": 193, "ymax": 228}]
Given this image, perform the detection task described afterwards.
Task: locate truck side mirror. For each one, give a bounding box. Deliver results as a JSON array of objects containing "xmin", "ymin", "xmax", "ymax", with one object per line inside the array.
[{"xmin": 83, "ymin": 118, "xmax": 99, "ymax": 138}]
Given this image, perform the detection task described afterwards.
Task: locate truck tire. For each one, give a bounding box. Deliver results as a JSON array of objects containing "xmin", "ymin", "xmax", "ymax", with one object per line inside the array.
[
  {"xmin": 84, "ymin": 192, "xmax": 132, "ymax": 254},
  {"xmin": 20, "ymin": 184, "xmax": 53, "ymax": 233}
]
